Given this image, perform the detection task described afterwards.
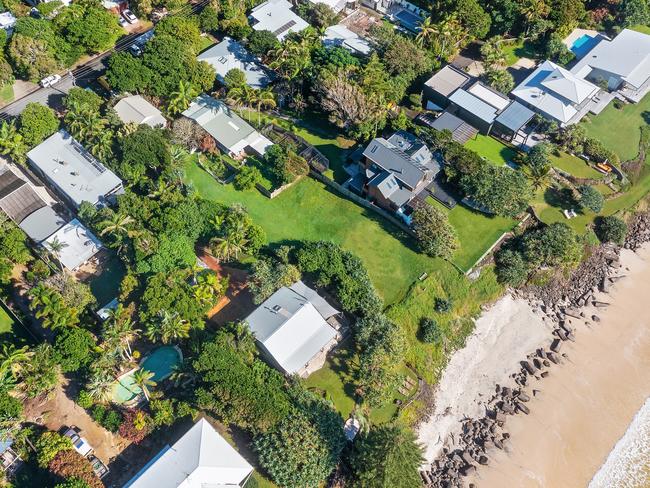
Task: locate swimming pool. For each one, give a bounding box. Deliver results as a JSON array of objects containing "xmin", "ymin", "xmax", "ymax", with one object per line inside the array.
[
  {"xmin": 571, "ymin": 34, "xmax": 600, "ymax": 58},
  {"xmin": 111, "ymin": 346, "xmax": 183, "ymax": 404}
]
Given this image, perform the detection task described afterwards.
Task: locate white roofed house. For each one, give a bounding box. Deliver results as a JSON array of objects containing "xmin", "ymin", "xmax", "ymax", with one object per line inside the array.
[
  {"xmin": 182, "ymin": 94, "xmax": 273, "ymax": 158},
  {"xmin": 248, "ymin": 0, "xmax": 309, "ymax": 41},
  {"xmin": 244, "ymin": 280, "xmax": 342, "ymax": 377},
  {"xmin": 44, "ymin": 219, "xmax": 103, "ymax": 271},
  {"xmin": 198, "ymin": 37, "xmax": 272, "ymax": 89},
  {"xmin": 570, "ymin": 28, "xmax": 650, "ymax": 102},
  {"xmin": 26, "ymin": 130, "xmax": 124, "ymax": 208},
  {"xmin": 124, "ymin": 418, "xmax": 253, "ymax": 488},
  {"xmin": 114, "ymin": 95, "xmax": 167, "ymax": 128},
  {"xmin": 511, "ymin": 60, "xmax": 601, "ymax": 125}
]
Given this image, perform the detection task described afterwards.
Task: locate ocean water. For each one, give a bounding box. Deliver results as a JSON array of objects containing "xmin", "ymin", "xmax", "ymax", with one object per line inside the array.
[{"xmin": 589, "ymin": 398, "xmax": 650, "ymax": 488}]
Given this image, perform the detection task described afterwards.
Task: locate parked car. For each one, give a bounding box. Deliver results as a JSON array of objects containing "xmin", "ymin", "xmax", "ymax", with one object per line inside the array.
[
  {"xmin": 129, "ymin": 44, "xmax": 142, "ymax": 56},
  {"xmin": 122, "ymin": 9, "xmax": 137, "ymax": 23},
  {"xmin": 39, "ymin": 74, "xmax": 61, "ymax": 88},
  {"xmin": 118, "ymin": 16, "xmax": 127, "ymax": 27},
  {"xmin": 88, "ymin": 455, "xmax": 109, "ymax": 479},
  {"xmin": 62, "ymin": 426, "xmax": 93, "ymax": 458}
]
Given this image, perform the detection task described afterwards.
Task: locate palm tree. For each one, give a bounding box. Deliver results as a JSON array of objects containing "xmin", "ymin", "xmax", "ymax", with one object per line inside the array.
[
  {"xmin": 0, "ymin": 121, "xmax": 28, "ymax": 165},
  {"xmin": 415, "ymin": 16, "xmax": 436, "ymax": 47},
  {"xmin": 524, "ymin": 163, "xmax": 553, "ymax": 191},
  {"xmin": 147, "ymin": 310, "xmax": 190, "ymax": 344},
  {"xmin": 87, "ymin": 372, "xmax": 114, "ymax": 403},
  {"xmin": 0, "ymin": 344, "xmax": 32, "ymax": 385},
  {"xmin": 65, "ymin": 107, "xmax": 106, "ymax": 142},
  {"xmin": 89, "ymin": 130, "xmax": 114, "ymax": 160},
  {"xmin": 226, "ymin": 84, "xmax": 256, "ymax": 119},
  {"xmin": 521, "ymin": 0, "xmax": 550, "ymax": 36},
  {"xmin": 44, "ymin": 236, "xmax": 68, "ymax": 271},
  {"xmin": 98, "ymin": 213, "xmax": 136, "ymax": 239},
  {"xmin": 132, "ymin": 368, "xmax": 156, "ymax": 401},
  {"xmin": 167, "ymin": 80, "xmax": 198, "ymax": 115},
  {"xmin": 255, "ymin": 88, "xmax": 276, "ymax": 126},
  {"xmin": 210, "ymin": 229, "xmax": 247, "ymax": 261},
  {"xmin": 193, "ymin": 272, "xmax": 224, "ymax": 306}
]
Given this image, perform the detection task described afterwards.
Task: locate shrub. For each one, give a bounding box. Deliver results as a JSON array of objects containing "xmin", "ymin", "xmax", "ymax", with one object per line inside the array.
[
  {"xmin": 434, "ymin": 298, "xmax": 452, "ymax": 313},
  {"xmin": 234, "ymin": 165, "xmax": 262, "ymax": 190},
  {"xmin": 595, "ymin": 216, "xmax": 627, "ymax": 244},
  {"xmin": 49, "ymin": 450, "xmax": 103, "ymax": 488},
  {"xmin": 91, "ymin": 405, "xmax": 122, "ymax": 432},
  {"xmin": 35, "ymin": 432, "xmax": 72, "ymax": 468},
  {"xmin": 578, "ymin": 185, "xmax": 604, "ymax": 213},
  {"xmin": 118, "ymin": 409, "xmax": 152, "ymax": 444},
  {"xmin": 411, "ymin": 202, "xmax": 459, "ymax": 259},
  {"xmin": 583, "ymin": 137, "xmax": 619, "ymax": 165},
  {"xmin": 419, "ymin": 318, "xmax": 443, "ymax": 344},
  {"xmin": 76, "ymin": 390, "xmax": 94, "ymax": 410},
  {"xmin": 495, "ymin": 248, "xmax": 529, "ymax": 287}
]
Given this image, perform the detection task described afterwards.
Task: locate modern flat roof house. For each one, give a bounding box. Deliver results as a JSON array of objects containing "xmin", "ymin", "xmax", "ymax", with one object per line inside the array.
[
  {"xmin": 198, "ymin": 37, "xmax": 272, "ymax": 89},
  {"xmin": 422, "ymin": 65, "xmax": 535, "ymax": 139},
  {"xmin": 570, "ymin": 28, "xmax": 650, "ymax": 102},
  {"xmin": 0, "ymin": 166, "xmax": 66, "ymax": 243},
  {"xmin": 248, "ymin": 0, "xmax": 309, "ymax": 41},
  {"xmin": 182, "ymin": 95, "xmax": 273, "ymax": 157},
  {"xmin": 244, "ymin": 280, "xmax": 341, "ymax": 377},
  {"xmin": 114, "ymin": 95, "xmax": 167, "ymax": 128},
  {"xmin": 511, "ymin": 60, "xmax": 601, "ymax": 125},
  {"xmin": 309, "ymin": 0, "xmax": 347, "ymax": 12},
  {"xmin": 27, "ymin": 130, "xmax": 124, "ymax": 208},
  {"xmin": 352, "ymin": 131, "xmax": 440, "ymax": 218},
  {"xmin": 43, "ymin": 219, "xmax": 102, "ymax": 271},
  {"xmin": 124, "ymin": 418, "xmax": 253, "ymax": 488}
]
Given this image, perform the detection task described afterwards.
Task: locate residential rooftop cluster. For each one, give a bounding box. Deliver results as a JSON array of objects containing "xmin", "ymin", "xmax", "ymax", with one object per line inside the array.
[{"xmin": 0, "ymin": 0, "xmax": 649, "ymax": 486}]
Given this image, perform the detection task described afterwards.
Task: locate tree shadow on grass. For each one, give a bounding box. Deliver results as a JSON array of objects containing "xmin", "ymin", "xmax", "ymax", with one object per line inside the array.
[{"xmin": 544, "ymin": 186, "xmax": 580, "ymax": 211}]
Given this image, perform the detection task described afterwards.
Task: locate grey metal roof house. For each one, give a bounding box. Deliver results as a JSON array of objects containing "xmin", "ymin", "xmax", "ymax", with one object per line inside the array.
[
  {"xmin": 182, "ymin": 95, "xmax": 272, "ymax": 157},
  {"xmin": 425, "ymin": 111, "xmax": 478, "ymax": 144},
  {"xmin": 27, "ymin": 130, "xmax": 124, "ymax": 208},
  {"xmin": 570, "ymin": 28, "xmax": 650, "ymax": 102},
  {"xmin": 244, "ymin": 280, "xmax": 340, "ymax": 376},
  {"xmin": 248, "ymin": 0, "xmax": 309, "ymax": 41},
  {"xmin": 198, "ymin": 37, "xmax": 272, "ymax": 88},
  {"xmin": 114, "ymin": 95, "xmax": 167, "ymax": 128},
  {"xmin": 323, "ymin": 24, "xmax": 373, "ymax": 56},
  {"xmin": 359, "ymin": 131, "xmax": 440, "ymax": 213},
  {"xmin": 124, "ymin": 418, "xmax": 253, "ymax": 488},
  {"xmin": 0, "ymin": 166, "xmax": 66, "ymax": 243},
  {"xmin": 423, "ymin": 65, "xmax": 471, "ymax": 110}
]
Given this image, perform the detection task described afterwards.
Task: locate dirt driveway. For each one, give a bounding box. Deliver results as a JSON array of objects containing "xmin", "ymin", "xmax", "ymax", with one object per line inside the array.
[{"xmin": 24, "ymin": 379, "xmax": 128, "ymax": 464}]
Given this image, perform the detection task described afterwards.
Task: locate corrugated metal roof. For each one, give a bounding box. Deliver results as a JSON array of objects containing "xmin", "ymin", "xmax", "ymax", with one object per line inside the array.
[
  {"xmin": 19, "ymin": 206, "xmax": 66, "ymax": 243},
  {"xmin": 424, "ymin": 65, "xmax": 470, "ymax": 97},
  {"xmin": 448, "ymin": 89, "xmax": 499, "ymax": 123},
  {"xmin": 495, "ymin": 101, "xmax": 535, "ymax": 132},
  {"xmin": 362, "ymin": 138, "xmax": 425, "ymax": 189}
]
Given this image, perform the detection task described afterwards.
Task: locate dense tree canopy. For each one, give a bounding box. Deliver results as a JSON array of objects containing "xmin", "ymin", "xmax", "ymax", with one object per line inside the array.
[{"xmin": 19, "ymin": 103, "xmax": 59, "ymax": 147}]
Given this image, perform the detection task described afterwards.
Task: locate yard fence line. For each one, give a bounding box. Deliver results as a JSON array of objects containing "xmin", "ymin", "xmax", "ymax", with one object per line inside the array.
[
  {"xmin": 255, "ymin": 175, "xmax": 304, "ymax": 199},
  {"xmin": 309, "ymin": 171, "xmax": 416, "ymax": 236}
]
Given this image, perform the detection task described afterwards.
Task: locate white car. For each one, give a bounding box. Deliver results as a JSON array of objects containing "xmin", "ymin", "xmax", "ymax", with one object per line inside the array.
[
  {"xmin": 63, "ymin": 427, "xmax": 93, "ymax": 457},
  {"xmin": 122, "ymin": 9, "xmax": 137, "ymax": 23},
  {"xmin": 118, "ymin": 16, "xmax": 127, "ymax": 27},
  {"xmin": 39, "ymin": 74, "xmax": 62, "ymax": 88}
]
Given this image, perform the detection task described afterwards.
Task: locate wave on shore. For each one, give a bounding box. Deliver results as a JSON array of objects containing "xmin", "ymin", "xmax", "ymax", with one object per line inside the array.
[{"xmin": 589, "ymin": 397, "xmax": 650, "ymax": 488}]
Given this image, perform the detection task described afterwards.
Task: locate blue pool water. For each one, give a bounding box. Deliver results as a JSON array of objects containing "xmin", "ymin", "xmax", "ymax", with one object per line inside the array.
[{"xmin": 571, "ymin": 34, "xmax": 600, "ymax": 58}]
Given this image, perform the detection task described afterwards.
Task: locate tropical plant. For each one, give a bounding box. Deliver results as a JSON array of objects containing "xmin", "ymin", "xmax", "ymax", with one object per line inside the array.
[
  {"xmin": 132, "ymin": 368, "xmax": 156, "ymax": 401},
  {"xmin": 167, "ymin": 80, "xmax": 198, "ymax": 115},
  {"xmin": 86, "ymin": 372, "xmax": 114, "ymax": 403},
  {"xmin": 44, "ymin": 236, "xmax": 69, "ymax": 271},
  {"xmin": 0, "ymin": 121, "xmax": 28, "ymax": 165},
  {"xmin": 146, "ymin": 310, "xmax": 190, "ymax": 344},
  {"xmin": 98, "ymin": 213, "xmax": 136, "ymax": 240}
]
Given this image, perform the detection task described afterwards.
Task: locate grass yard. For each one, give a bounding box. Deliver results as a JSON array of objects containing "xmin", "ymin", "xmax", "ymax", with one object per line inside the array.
[
  {"xmin": 186, "ymin": 159, "xmax": 448, "ymax": 305},
  {"xmin": 501, "ymin": 39, "xmax": 538, "ymax": 66},
  {"xmin": 428, "ymin": 197, "xmax": 516, "ymax": 271},
  {"xmin": 0, "ymin": 84, "xmax": 14, "ymax": 105},
  {"xmin": 88, "ymin": 255, "xmax": 126, "ymax": 307},
  {"xmin": 630, "ymin": 24, "xmax": 650, "ymax": 35},
  {"xmin": 387, "ymin": 267, "xmax": 504, "ymax": 385},
  {"xmin": 550, "ymin": 152, "xmax": 605, "ymax": 179},
  {"xmin": 0, "ymin": 301, "xmax": 31, "ymax": 345},
  {"xmin": 581, "ymin": 94, "xmax": 650, "ymax": 161},
  {"xmin": 238, "ymin": 109, "xmax": 355, "ymax": 183},
  {"xmin": 198, "ymin": 34, "xmax": 217, "ymax": 53},
  {"xmin": 465, "ymin": 135, "xmax": 518, "ymax": 166}
]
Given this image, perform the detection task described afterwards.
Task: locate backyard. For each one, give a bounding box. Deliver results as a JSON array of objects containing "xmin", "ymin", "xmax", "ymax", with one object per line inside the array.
[
  {"xmin": 501, "ymin": 39, "xmax": 538, "ymax": 66},
  {"xmin": 465, "ymin": 134, "xmax": 518, "ymax": 166},
  {"xmin": 581, "ymin": 94, "xmax": 650, "ymax": 161},
  {"xmin": 428, "ymin": 197, "xmax": 516, "ymax": 271},
  {"xmin": 0, "ymin": 301, "xmax": 32, "ymax": 345},
  {"xmin": 186, "ymin": 159, "xmax": 446, "ymax": 305}
]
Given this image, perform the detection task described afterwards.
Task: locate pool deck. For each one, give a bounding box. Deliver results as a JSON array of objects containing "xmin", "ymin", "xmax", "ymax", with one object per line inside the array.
[{"xmin": 563, "ymin": 29, "xmax": 607, "ymax": 59}]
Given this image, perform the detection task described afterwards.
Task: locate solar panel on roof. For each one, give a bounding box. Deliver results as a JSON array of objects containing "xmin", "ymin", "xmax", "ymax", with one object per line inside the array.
[{"xmin": 273, "ymin": 19, "xmax": 296, "ymax": 36}]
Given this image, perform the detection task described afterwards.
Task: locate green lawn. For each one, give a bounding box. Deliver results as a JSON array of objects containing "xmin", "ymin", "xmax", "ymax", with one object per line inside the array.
[
  {"xmin": 501, "ymin": 39, "xmax": 538, "ymax": 66},
  {"xmin": 0, "ymin": 84, "xmax": 13, "ymax": 104},
  {"xmin": 428, "ymin": 197, "xmax": 516, "ymax": 271},
  {"xmin": 581, "ymin": 93, "xmax": 650, "ymax": 161},
  {"xmin": 550, "ymin": 152, "xmax": 605, "ymax": 179},
  {"xmin": 0, "ymin": 301, "xmax": 31, "ymax": 345},
  {"xmin": 198, "ymin": 34, "xmax": 216, "ymax": 53},
  {"xmin": 186, "ymin": 159, "xmax": 448, "ymax": 305},
  {"xmin": 387, "ymin": 266, "xmax": 504, "ymax": 384},
  {"xmin": 465, "ymin": 135, "xmax": 518, "ymax": 166},
  {"xmin": 630, "ymin": 24, "xmax": 650, "ymax": 35}
]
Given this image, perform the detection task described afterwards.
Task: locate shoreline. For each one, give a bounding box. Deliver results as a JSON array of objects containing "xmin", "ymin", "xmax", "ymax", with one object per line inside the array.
[
  {"xmin": 469, "ymin": 245, "xmax": 650, "ymax": 487},
  {"xmin": 418, "ymin": 242, "xmax": 650, "ymax": 487}
]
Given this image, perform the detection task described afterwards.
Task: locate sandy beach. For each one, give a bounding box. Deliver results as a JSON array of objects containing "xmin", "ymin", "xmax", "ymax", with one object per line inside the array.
[{"xmin": 466, "ymin": 245, "xmax": 650, "ymax": 487}]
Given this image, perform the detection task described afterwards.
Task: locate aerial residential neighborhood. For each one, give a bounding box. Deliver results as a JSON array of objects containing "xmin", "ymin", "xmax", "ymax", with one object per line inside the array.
[{"xmin": 0, "ymin": 0, "xmax": 650, "ymax": 487}]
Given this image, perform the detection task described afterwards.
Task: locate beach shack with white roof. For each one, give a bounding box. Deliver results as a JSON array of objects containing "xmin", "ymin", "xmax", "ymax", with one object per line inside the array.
[
  {"xmin": 43, "ymin": 219, "xmax": 102, "ymax": 271},
  {"xmin": 248, "ymin": 0, "xmax": 309, "ymax": 41}
]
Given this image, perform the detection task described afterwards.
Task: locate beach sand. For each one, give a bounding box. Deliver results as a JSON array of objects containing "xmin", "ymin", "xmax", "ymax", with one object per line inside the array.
[
  {"xmin": 468, "ymin": 246, "xmax": 650, "ymax": 488},
  {"xmin": 417, "ymin": 295, "xmax": 553, "ymax": 462}
]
